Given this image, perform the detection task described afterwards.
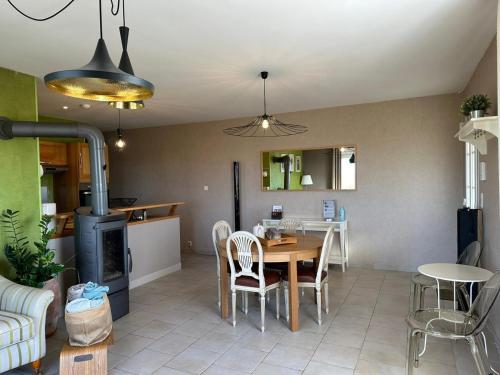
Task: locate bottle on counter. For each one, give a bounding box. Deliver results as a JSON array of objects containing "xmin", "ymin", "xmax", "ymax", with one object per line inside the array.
[{"xmin": 339, "ymin": 207, "xmax": 346, "ymax": 221}]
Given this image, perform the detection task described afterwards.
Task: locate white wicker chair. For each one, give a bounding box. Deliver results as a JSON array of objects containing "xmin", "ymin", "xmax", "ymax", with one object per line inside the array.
[
  {"xmin": 212, "ymin": 220, "xmax": 232, "ymax": 310},
  {"xmin": 278, "ymin": 218, "xmax": 305, "ymax": 236},
  {"xmin": 226, "ymin": 231, "xmax": 281, "ymax": 332},
  {"xmin": 283, "ymin": 226, "xmax": 335, "ymax": 325}
]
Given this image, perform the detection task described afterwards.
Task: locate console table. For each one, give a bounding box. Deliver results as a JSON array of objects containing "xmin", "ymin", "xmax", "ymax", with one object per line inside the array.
[{"xmin": 262, "ymin": 218, "xmax": 349, "ymax": 271}]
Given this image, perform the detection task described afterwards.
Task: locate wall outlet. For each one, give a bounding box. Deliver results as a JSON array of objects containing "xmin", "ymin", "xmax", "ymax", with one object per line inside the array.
[
  {"xmin": 204, "ymin": 185, "xmax": 209, "ymax": 191},
  {"xmin": 187, "ymin": 240, "xmax": 193, "ymax": 248}
]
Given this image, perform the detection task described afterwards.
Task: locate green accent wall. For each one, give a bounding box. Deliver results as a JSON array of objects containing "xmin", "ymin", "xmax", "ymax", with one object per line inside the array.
[{"xmin": 0, "ymin": 67, "xmax": 40, "ymax": 277}]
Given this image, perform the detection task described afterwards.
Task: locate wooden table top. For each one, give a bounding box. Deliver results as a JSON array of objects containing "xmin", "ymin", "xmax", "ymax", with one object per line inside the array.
[{"xmin": 219, "ymin": 235, "xmax": 323, "ymax": 263}]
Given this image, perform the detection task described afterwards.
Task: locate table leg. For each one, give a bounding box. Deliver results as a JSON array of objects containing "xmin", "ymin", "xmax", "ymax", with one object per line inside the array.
[
  {"xmin": 436, "ymin": 279, "xmax": 441, "ymax": 310},
  {"xmin": 288, "ymin": 255, "xmax": 299, "ymax": 331},
  {"xmin": 453, "ymin": 281, "xmax": 456, "ymax": 310},
  {"xmin": 340, "ymin": 226, "xmax": 345, "ymax": 272},
  {"xmin": 220, "ymin": 257, "xmax": 229, "ymax": 319},
  {"xmin": 470, "ymin": 283, "xmax": 474, "ymax": 308}
]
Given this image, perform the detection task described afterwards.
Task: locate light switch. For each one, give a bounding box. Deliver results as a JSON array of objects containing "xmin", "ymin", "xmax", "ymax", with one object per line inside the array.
[{"xmin": 204, "ymin": 186, "xmax": 209, "ymax": 191}]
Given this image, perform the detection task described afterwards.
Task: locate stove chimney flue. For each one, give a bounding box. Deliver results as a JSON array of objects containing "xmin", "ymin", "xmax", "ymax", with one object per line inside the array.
[{"xmin": 0, "ymin": 117, "xmax": 108, "ymax": 216}]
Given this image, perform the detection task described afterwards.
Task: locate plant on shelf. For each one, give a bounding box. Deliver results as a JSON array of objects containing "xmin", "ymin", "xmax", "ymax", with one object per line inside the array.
[
  {"xmin": 1, "ymin": 209, "xmax": 64, "ymax": 287},
  {"xmin": 460, "ymin": 94, "xmax": 492, "ymax": 117}
]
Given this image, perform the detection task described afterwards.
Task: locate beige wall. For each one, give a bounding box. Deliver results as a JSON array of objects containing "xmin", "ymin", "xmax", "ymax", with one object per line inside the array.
[
  {"xmin": 108, "ymin": 94, "xmax": 463, "ymax": 272},
  {"xmin": 462, "ymin": 36, "xmax": 499, "ymax": 338}
]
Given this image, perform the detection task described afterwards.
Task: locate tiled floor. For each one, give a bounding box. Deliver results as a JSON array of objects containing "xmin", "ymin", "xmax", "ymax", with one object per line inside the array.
[{"xmin": 6, "ymin": 252, "xmax": 495, "ymax": 374}]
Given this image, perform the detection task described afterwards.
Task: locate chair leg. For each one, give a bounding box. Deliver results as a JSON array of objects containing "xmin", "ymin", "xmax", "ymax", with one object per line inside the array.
[
  {"xmin": 260, "ymin": 293, "xmax": 266, "ymax": 332},
  {"xmin": 467, "ymin": 336, "xmax": 487, "ymax": 375},
  {"xmin": 276, "ymin": 287, "xmax": 280, "ymax": 320},
  {"xmin": 232, "ymin": 291, "xmax": 237, "ymax": 327},
  {"xmin": 244, "ymin": 292, "xmax": 249, "ymax": 315},
  {"xmin": 284, "ymin": 284, "xmax": 289, "ymax": 322},
  {"xmin": 324, "ymin": 283, "xmax": 329, "ymax": 314},
  {"xmin": 316, "ymin": 288, "xmax": 322, "ymax": 325},
  {"xmin": 217, "ymin": 276, "xmax": 221, "ymax": 310},
  {"xmin": 407, "ymin": 331, "xmax": 416, "ymax": 375},
  {"xmin": 241, "ymin": 291, "xmax": 245, "ymax": 312},
  {"xmin": 31, "ymin": 359, "xmax": 42, "ymax": 375},
  {"xmin": 419, "ymin": 285, "xmax": 425, "ymax": 310}
]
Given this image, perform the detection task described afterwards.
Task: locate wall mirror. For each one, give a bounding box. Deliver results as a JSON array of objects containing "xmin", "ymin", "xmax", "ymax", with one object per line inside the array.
[{"xmin": 261, "ymin": 146, "xmax": 357, "ymax": 191}]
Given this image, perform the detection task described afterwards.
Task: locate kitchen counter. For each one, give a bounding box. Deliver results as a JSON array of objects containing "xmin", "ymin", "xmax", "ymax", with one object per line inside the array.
[
  {"xmin": 53, "ymin": 202, "xmax": 184, "ymax": 237},
  {"xmin": 50, "ymin": 202, "xmax": 183, "ymax": 290}
]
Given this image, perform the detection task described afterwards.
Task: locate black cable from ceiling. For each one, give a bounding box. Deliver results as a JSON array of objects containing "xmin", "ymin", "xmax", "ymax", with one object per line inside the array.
[
  {"xmin": 7, "ymin": 0, "xmax": 77, "ymax": 21},
  {"xmin": 7, "ymin": 0, "xmax": 122, "ymax": 22}
]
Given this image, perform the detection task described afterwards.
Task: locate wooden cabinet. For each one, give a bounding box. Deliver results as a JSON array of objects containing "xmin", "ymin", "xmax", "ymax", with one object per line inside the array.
[
  {"xmin": 79, "ymin": 143, "xmax": 109, "ymax": 183},
  {"xmin": 40, "ymin": 141, "xmax": 67, "ymax": 166},
  {"xmin": 46, "ymin": 141, "xmax": 110, "ymax": 213}
]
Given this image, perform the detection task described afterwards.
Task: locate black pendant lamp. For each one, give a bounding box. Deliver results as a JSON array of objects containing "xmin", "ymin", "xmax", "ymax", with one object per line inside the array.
[
  {"xmin": 44, "ymin": 0, "xmax": 154, "ymax": 102},
  {"xmin": 223, "ymin": 72, "xmax": 308, "ymax": 137},
  {"xmin": 109, "ymin": 0, "xmax": 145, "ymax": 109},
  {"xmin": 114, "ymin": 110, "xmax": 126, "ymax": 150}
]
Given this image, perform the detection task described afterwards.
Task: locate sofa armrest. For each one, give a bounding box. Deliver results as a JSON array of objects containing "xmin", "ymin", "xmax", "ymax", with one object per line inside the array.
[{"xmin": 0, "ymin": 275, "xmax": 54, "ymax": 333}]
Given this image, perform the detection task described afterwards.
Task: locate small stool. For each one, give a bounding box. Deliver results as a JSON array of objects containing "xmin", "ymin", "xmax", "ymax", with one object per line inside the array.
[{"xmin": 59, "ymin": 331, "xmax": 113, "ymax": 375}]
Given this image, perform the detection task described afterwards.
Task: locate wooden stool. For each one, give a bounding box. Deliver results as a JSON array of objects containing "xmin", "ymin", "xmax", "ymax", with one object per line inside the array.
[{"xmin": 59, "ymin": 332, "xmax": 113, "ymax": 375}]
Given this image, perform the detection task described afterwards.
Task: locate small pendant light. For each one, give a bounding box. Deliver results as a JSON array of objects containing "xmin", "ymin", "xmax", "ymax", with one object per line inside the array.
[
  {"xmin": 44, "ymin": 0, "xmax": 154, "ymax": 102},
  {"xmin": 114, "ymin": 110, "xmax": 126, "ymax": 150},
  {"xmin": 223, "ymin": 71, "xmax": 308, "ymax": 137},
  {"xmin": 109, "ymin": 0, "xmax": 145, "ymax": 109}
]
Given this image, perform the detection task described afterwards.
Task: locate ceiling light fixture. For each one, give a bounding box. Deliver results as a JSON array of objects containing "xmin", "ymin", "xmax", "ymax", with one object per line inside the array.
[
  {"xmin": 114, "ymin": 110, "xmax": 126, "ymax": 150},
  {"xmin": 43, "ymin": 0, "xmax": 154, "ymax": 102},
  {"xmin": 108, "ymin": 0, "xmax": 145, "ymax": 110},
  {"xmin": 223, "ymin": 71, "xmax": 308, "ymax": 137}
]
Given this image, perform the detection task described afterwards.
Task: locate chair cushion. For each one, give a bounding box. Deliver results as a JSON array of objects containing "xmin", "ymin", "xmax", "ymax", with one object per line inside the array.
[
  {"xmin": 235, "ymin": 270, "xmax": 281, "ymax": 288},
  {"xmin": 283, "ymin": 265, "xmax": 327, "ymax": 283},
  {"xmin": 0, "ymin": 311, "xmax": 34, "ymax": 349}
]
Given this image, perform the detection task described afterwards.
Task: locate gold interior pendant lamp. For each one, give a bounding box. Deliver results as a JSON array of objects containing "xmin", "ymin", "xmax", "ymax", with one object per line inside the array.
[
  {"xmin": 109, "ymin": 0, "xmax": 145, "ymax": 109},
  {"xmin": 44, "ymin": 0, "xmax": 154, "ymax": 102}
]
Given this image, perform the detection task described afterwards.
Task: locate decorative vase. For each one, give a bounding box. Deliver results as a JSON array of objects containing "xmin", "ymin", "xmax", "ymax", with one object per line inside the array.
[
  {"xmin": 43, "ymin": 277, "xmax": 62, "ymax": 337},
  {"xmin": 470, "ymin": 110, "xmax": 485, "ymax": 119}
]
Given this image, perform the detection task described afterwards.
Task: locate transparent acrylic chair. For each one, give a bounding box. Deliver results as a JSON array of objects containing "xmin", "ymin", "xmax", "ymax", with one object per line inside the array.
[
  {"xmin": 411, "ymin": 241, "xmax": 482, "ymax": 311},
  {"xmin": 406, "ymin": 271, "xmax": 500, "ymax": 375},
  {"xmin": 226, "ymin": 231, "xmax": 281, "ymax": 332},
  {"xmin": 212, "ymin": 220, "xmax": 232, "ymax": 310}
]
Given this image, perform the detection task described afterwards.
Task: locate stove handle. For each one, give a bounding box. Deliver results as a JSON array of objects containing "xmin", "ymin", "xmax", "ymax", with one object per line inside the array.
[{"xmin": 128, "ymin": 248, "xmax": 133, "ymax": 273}]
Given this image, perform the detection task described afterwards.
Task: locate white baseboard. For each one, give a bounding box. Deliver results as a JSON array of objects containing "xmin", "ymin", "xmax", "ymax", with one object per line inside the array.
[{"xmin": 130, "ymin": 263, "xmax": 182, "ymax": 289}]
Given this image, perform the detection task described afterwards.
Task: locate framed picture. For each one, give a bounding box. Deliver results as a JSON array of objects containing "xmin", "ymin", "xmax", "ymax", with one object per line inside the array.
[
  {"xmin": 295, "ymin": 155, "xmax": 302, "ymax": 173},
  {"xmin": 288, "ymin": 154, "xmax": 295, "ymax": 172},
  {"xmin": 280, "ymin": 154, "xmax": 295, "ymax": 173}
]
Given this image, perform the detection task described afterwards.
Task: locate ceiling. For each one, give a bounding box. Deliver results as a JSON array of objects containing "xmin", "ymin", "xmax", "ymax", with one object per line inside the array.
[{"xmin": 0, "ymin": 0, "xmax": 497, "ymax": 130}]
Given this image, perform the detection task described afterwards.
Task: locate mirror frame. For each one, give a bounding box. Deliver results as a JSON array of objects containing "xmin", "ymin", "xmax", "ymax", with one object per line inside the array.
[{"xmin": 260, "ymin": 145, "xmax": 358, "ymax": 192}]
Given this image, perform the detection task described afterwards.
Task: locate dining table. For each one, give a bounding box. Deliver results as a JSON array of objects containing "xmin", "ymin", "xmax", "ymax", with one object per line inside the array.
[{"xmin": 218, "ymin": 235, "xmax": 323, "ymax": 332}]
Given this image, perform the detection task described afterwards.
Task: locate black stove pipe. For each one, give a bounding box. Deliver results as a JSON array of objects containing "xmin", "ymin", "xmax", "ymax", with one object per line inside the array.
[{"xmin": 0, "ymin": 116, "xmax": 108, "ymax": 216}]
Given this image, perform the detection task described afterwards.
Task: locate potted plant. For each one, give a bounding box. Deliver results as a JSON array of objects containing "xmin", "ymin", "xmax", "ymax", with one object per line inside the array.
[
  {"xmin": 460, "ymin": 94, "xmax": 492, "ymax": 119},
  {"xmin": 2, "ymin": 209, "xmax": 64, "ymax": 336}
]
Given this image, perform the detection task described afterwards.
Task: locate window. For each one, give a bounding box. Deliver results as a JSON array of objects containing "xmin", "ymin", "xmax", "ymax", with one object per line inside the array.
[{"xmin": 465, "ymin": 143, "xmax": 479, "ymax": 208}]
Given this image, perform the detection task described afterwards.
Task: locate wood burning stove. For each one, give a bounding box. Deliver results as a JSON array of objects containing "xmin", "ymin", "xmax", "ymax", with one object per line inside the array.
[
  {"xmin": 75, "ymin": 207, "xmax": 130, "ymax": 320},
  {"xmin": 0, "ymin": 117, "xmax": 131, "ymax": 320}
]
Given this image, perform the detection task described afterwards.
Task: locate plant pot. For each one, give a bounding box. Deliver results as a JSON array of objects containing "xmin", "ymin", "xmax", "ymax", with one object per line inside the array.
[
  {"xmin": 470, "ymin": 110, "xmax": 485, "ymax": 119},
  {"xmin": 43, "ymin": 277, "xmax": 62, "ymax": 337}
]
